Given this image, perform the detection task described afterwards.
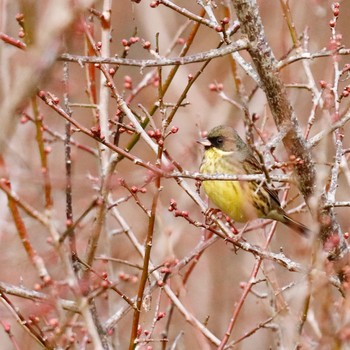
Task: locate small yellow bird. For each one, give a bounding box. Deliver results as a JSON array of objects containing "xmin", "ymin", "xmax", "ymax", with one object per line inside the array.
[{"xmin": 198, "ymin": 125, "xmax": 310, "ymax": 236}]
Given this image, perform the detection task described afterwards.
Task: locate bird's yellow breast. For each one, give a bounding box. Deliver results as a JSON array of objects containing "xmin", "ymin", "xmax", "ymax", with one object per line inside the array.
[{"xmin": 200, "ymin": 147, "xmax": 258, "ymax": 222}]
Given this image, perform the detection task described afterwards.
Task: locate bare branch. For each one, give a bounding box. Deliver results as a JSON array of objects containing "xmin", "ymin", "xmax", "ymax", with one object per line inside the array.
[
  {"xmin": 59, "ymin": 40, "xmax": 248, "ymax": 67},
  {"xmin": 232, "ymin": 0, "xmax": 347, "ymax": 259}
]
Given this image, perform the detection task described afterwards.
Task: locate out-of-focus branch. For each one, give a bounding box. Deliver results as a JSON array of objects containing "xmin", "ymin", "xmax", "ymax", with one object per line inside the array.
[
  {"xmin": 232, "ymin": 0, "xmax": 347, "ymax": 259},
  {"xmin": 0, "ymin": 291, "xmax": 51, "ymax": 349},
  {"xmin": 0, "ymin": 0, "xmax": 96, "ymax": 153},
  {"xmin": 6, "ymin": 180, "xmax": 50, "ymax": 281},
  {"xmin": 0, "ymin": 281, "xmax": 78, "ymax": 312}
]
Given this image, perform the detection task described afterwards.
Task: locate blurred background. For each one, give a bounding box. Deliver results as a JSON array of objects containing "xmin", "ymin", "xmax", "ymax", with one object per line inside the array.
[{"xmin": 0, "ymin": 0, "xmax": 349, "ymax": 349}]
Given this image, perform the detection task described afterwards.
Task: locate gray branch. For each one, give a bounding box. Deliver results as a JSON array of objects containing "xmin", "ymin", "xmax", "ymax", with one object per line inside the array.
[
  {"xmin": 59, "ymin": 39, "xmax": 248, "ymax": 67},
  {"xmin": 0, "ymin": 281, "xmax": 78, "ymax": 312},
  {"xmin": 232, "ymin": 0, "xmax": 347, "ymax": 259}
]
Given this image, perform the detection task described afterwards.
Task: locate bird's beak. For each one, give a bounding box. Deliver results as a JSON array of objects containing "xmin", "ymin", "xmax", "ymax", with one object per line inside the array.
[{"xmin": 196, "ymin": 137, "xmax": 211, "ymax": 147}]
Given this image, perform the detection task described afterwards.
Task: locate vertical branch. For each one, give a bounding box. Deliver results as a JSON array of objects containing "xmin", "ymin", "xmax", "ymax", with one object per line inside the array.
[
  {"xmin": 98, "ymin": 0, "xmax": 112, "ymax": 170},
  {"xmin": 63, "ymin": 61, "xmax": 78, "ymax": 271},
  {"xmin": 232, "ymin": 0, "xmax": 347, "ymax": 258},
  {"xmin": 84, "ymin": 14, "xmax": 98, "ymax": 111},
  {"xmin": 81, "ymin": 7, "xmax": 114, "ymax": 348},
  {"xmin": 5, "ymin": 179, "xmax": 50, "ymax": 281},
  {"xmin": 31, "ymin": 96, "xmax": 53, "ymax": 210},
  {"xmin": 82, "ymin": 14, "xmax": 114, "ymax": 270},
  {"xmin": 232, "ymin": 0, "xmax": 314, "ymax": 197},
  {"xmin": 82, "ymin": 0, "xmax": 114, "ymax": 269},
  {"xmin": 128, "ymin": 147, "xmax": 163, "ymax": 349},
  {"xmin": 323, "ymin": 4, "xmax": 346, "ymax": 257}
]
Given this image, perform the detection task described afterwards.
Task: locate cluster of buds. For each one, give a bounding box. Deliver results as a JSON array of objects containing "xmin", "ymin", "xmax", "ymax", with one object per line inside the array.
[
  {"xmin": 130, "ymin": 185, "xmax": 147, "ymax": 194},
  {"xmin": 90, "ymin": 123, "xmax": 104, "ymax": 140},
  {"xmin": 319, "ymin": 80, "xmax": 330, "ymax": 89},
  {"xmin": 209, "ymin": 82, "xmax": 224, "ymax": 92},
  {"xmin": 33, "ymin": 275, "xmax": 52, "ymax": 291},
  {"xmin": 328, "ymin": 3, "xmax": 342, "ymax": 55},
  {"xmin": 99, "ymin": 271, "xmax": 110, "ymax": 290},
  {"xmin": 160, "ymin": 258, "xmax": 178, "ymax": 275},
  {"xmin": 340, "ymin": 85, "xmax": 350, "ymax": 99},
  {"xmin": 330, "ymin": 2, "xmax": 340, "ymax": 27},
  {"xmin": 124, "ymin": 75, "xmax": 133, "ymax": 90},
  {"xmin": 168, "ymin": 199, "xmax": 189, "ymax": 218},
  {"xmin": 215, "ymin": 17, "xmax": 230, "ymax": 32},
  {"xmin": 168, "ymin": 198, "xmax": 177, "ymax": 211},
  {"xmin": 16, "ymin": 13, "xmax": 25, "ymax": 38},
  {"xmin": 332, "ymin": 2, "xmax": 340, "ymax": 18},
  {"xmin": 116, "ymin": 122, "xmax": 136, "ymax": 134},
  {"xmin": 150, "ymin": 0, "xmax": 160, "ymax": 8},
  {"xmin": 119, "ymin": 272, "xmax": 138, "ymax": 283},
  {"xmin": 121, "ymin": 36, "xmax": 140, "ymax": 51},
  {"xmin": 147, "ymin": 128, "xmax": 164, "ymax": 145},
  {"xmin": 28, "ymin": 315, "xmax": 40, "ymax": 326}
]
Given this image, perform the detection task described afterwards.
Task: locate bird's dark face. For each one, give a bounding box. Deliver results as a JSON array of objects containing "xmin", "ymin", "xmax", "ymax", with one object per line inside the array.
[{"xmin": 199, "ymin": 125, "xmax": 245, "ymax": 153}]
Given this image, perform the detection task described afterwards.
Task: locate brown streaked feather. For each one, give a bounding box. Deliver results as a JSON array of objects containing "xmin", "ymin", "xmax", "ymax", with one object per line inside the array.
[
  {"xmin": 241, "ymin": 153, "xmax": 282, "ymax": 209},
  {"xmin": 282, "ymin": 214, "xmax": 311, "ymax": 237}
]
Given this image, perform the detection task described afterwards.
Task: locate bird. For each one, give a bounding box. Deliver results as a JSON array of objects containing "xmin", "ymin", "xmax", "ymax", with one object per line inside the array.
[{"xmin": 198, "ymin": 125, "xmax": 310, "ymax": 237}]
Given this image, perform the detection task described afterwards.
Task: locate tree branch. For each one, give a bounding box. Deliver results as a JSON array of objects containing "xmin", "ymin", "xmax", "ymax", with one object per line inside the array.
[
  {"xmin": 59, "ymin": 40, "xmax": 248, "ymax": 67},
  {"xmin": 232, "ymin": 0, "xmax": 348, "ymax": 259}
]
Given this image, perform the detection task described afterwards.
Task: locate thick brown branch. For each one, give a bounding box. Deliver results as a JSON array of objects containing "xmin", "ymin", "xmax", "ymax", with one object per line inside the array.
[{"xmin": 232, "ymin": 0, "xmax": 347, "ymax": 259}]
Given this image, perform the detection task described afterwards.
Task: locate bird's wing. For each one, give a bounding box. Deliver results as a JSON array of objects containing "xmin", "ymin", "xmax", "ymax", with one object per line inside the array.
[{"xmin": 243, "ymin": 152, "xmax": 282, "ymax": 208}]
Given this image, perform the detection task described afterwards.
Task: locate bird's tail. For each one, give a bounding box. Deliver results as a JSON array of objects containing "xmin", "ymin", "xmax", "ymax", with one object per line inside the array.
[{"xmin": 282, "ymin": 214, "xmax": 311, "ymax": 237}]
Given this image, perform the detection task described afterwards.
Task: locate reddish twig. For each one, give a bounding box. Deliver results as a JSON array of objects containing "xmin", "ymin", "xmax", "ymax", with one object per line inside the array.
[{"xmin": 0, "ymin": 32, "xmax": 26, "ymax": 49}]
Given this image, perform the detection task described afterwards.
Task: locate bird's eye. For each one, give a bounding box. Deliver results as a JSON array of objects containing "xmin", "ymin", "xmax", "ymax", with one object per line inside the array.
[
  {"xmin": 207, "ymin": 136, "xmax": 224, "ymax": 148},
  {"xmin": 215, "ymin": 136, "xmax": 224, "ymax": 146}
]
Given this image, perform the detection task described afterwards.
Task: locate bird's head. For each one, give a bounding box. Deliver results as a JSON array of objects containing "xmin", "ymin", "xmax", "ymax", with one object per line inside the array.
[{"xmin": 197, "ymin": 125, "xmax": 246, "ymax": 153}]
